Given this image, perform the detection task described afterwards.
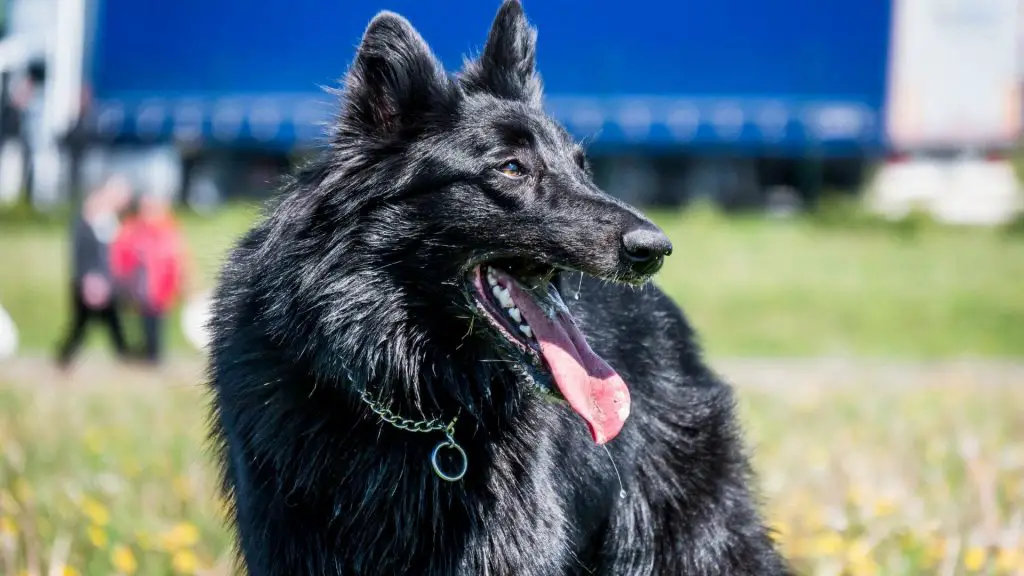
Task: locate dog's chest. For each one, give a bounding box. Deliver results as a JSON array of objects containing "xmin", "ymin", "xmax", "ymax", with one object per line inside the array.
[
  {"xmin": 445, "ymin": 433, "xmax": 612, "ymax": 575},
  {"xmin": 450, "ymin": 477, "xmax": 582, "ymax": 575}
]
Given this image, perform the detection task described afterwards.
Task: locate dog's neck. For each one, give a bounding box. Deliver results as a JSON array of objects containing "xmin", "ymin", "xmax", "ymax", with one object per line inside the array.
[{"xmin": 357, "ymin": 385, "xmax": 468, "ymax": 482}]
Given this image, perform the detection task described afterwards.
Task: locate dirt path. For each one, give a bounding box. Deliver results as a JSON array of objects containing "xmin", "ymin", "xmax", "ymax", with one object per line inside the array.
[{"xmin": 712, "ymin": 356, "xmax": 1024, "ymax": 389}]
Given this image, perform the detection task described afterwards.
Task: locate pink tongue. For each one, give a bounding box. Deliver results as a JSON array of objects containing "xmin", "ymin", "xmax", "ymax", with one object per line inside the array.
[{"xmin": 505, "ymin": 282, "xmax": 631, "ymax": 444}]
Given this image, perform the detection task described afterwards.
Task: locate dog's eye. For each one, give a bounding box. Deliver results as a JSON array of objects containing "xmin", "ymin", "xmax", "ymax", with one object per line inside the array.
[{"xmin": 497, "ymin": 160, "xmax": 525, "ymax": 179}]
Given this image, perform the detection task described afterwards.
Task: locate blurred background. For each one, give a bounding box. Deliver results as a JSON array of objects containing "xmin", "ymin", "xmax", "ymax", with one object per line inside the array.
[{"xmin": 0, "ymin": 0, "xmax": 1022, "ymax": 574}]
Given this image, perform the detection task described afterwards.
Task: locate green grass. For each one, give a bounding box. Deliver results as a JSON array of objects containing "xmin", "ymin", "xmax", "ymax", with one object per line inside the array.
[
  {"xmin": 0, "ymin": 361, "xmax": 1022, "ymax": 575},
  {"xmin": 1, "ymin": 199, "xmax": 1022, "ymax": 358},
  {"xmin": 2, "ymin": 198, "xmax": 1023, "ymax": 574},
  {"xmin": 652, "ymin": 203, "xmax": 1024, "ymax": 357}
]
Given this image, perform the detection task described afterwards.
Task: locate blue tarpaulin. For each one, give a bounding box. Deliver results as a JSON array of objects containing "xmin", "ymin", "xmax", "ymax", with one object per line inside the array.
[{"xmin": 84, "ymin": 0, "xmax": 892, "ymax": 154}]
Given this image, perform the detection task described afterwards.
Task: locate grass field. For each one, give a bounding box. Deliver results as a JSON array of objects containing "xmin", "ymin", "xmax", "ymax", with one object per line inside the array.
[
  {"xmin": 1, "ymin": 199, "xmax": 1022, "ymax": 358},
  {"xmin": 0, "ymin": 359, "xmax": 1022, "ymax": 575},
  {"xmin": 1, "ymin": 200, "xmax": 1023, "ymax": 574}
]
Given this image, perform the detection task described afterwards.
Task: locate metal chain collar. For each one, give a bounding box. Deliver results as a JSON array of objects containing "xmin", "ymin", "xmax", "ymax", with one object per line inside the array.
[{"xmin": 359, "ymin": 390, "xmax": 467, "ymax": 482}]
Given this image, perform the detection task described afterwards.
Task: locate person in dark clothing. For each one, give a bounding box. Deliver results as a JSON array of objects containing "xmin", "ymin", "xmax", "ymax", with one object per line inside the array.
[
  {"xmin": 9, "ymin": 61, "xmax": 46, "ymax": 201},
  {"xmin": 55, "ymin": 174, "xmax": 134, "ymax": 369}
]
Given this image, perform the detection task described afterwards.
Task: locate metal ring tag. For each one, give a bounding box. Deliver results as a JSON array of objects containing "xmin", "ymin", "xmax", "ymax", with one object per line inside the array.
[{"xmin": 430, "ymin": 440, "xmax": 468, "ymax": 482}]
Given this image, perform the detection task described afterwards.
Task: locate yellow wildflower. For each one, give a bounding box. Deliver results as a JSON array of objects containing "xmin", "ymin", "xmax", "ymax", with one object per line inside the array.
[
  {"xmin": 845, "ymin": 538, "xmax": 871, "ymax": 563},
  {"xmin": 0, "ymin": 516, "xmax": 16, "ymax": 535},
  {"xmin": 87, "ymin": 525, "xmax": 109, "ymax": 549},
  {"xmin": 848, "ymin": 555, "xmax": 879, "ymax": 576},
  {"xmin": 871, "ymin": 497, "xmax": 896, "ymax": 518},
  {"xmin": 83, "ymin": 428, "xmax": 103, "ymax": 454},
  {"xmin": 172, "ymin": 549, "xmax": 200, "ymax": 574},
  {"xmin": 111, "ymin": 544, "xmax": 138, "ymax": 575},
  {"xmin": 82, "ymin": 497, "xmax": 110, "ymax": 526},
  {"xmin": 963, "ymin": 546, "xmax": 987, "ymax": 572},
  {"xmin": 63, "ymin": 567, "xmax": 82, "ymax": 576},
  {"xmin": 161, "ymin": 522, "xmax": 200, "ymax": 551},
  {"xmin": 810, "ymin": 531, "xmax": 844, "ymax": 557}
]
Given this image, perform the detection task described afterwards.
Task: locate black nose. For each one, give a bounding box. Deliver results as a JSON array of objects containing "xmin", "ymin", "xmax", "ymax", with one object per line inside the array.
[{"xmin": 621, "ymin": 226, "xmax": 673, "ymax": 275}]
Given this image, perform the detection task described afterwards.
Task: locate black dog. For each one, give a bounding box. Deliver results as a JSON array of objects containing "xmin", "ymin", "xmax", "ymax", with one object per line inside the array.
[{"xmin": 205, "ymin": 2, "xmax": 790, "ymax": 574}]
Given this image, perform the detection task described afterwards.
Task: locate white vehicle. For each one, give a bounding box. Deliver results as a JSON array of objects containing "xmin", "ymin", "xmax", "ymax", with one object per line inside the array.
[{"xmin": 867, "ymin": 0, "xmax": 1023, "ymax": 225}]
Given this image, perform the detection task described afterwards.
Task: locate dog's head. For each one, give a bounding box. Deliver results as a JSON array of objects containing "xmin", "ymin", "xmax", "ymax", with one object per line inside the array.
[{"xmin": 265, "ymin": 0, "xmax": 671, "ymax": 443}]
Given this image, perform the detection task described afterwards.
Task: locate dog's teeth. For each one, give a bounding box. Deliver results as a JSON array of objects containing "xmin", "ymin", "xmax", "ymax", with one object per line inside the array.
[
  {"xmin": 491, "ymin": 284, "xmax": 514, "ymax": 308},
  {"xmin": 487, "ymin": 274, "xmax": 497, "ymax": 287},
  {"xmin": 507, "ymin": 307, "xmax": 522, "ymax": 323},
  {"xmin": 496, "ymin": 288, "xmax": 513, "ymax": 308},
  {"xmin": 519, "ymin": 325, "xmax": 533, "ymax": 339}
]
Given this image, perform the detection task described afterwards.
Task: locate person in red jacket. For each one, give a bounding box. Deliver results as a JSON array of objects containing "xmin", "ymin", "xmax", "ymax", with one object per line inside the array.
[{"xmin": 110, "ymin": 192, "xmax": 187, "ymax": 364}]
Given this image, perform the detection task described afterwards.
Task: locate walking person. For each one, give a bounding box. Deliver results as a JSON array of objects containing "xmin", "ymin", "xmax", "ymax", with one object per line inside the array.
[
  {"xmin": 111, "ymin": 191, "xmax": 187, "ymax": 365},
  {"xmin": 55, "ymin": 174, "xmax": 134, "ymax": 370}
]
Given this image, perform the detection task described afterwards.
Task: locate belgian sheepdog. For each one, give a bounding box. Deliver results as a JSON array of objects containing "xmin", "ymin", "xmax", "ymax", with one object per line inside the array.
[{"xmin": 205, "ymin": 1, "xmax": 790, "ymax": 574}]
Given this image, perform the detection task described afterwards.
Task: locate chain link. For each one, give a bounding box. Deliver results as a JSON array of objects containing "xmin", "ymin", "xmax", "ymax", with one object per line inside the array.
[
  {"xmin": 359, "ymin": 390, "xmax": 457, "ymax": 437},
  {"xmin": 359, "ymin": 389, "xmax": 467, "ymax": 482}
]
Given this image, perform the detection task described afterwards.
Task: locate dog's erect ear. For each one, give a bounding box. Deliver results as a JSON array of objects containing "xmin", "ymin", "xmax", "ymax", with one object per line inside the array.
[
  {"xmin": 459, "ymin": 0, "xmax": 542, "ymax": 106},
  {"xmin": 337, "ymin": 11, "xmax": 452, "ymax": 140}
]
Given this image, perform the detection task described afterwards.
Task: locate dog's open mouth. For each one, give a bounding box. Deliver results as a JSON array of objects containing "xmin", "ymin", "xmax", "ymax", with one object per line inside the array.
[{"xmin": 468, "ymin": 261, "xmax": 631, "ymax": 445}]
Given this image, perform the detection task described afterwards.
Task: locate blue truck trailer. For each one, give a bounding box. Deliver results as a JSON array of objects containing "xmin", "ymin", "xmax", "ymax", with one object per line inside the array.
[{"xmin": 2, "ymin": 0, "xmax": 895, "ymax": 209}]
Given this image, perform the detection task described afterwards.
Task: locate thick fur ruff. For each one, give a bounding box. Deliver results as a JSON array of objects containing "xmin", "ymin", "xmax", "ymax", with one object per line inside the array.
[{"xmin": 205, "ymin": 2, "xmax": 791, "ymax": 574}]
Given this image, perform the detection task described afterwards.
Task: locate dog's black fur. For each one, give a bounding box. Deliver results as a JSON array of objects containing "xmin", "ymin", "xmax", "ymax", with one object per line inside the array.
[{"xmin": 205, "ymin": 2, "xmax": 790, "ymax": 574}]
